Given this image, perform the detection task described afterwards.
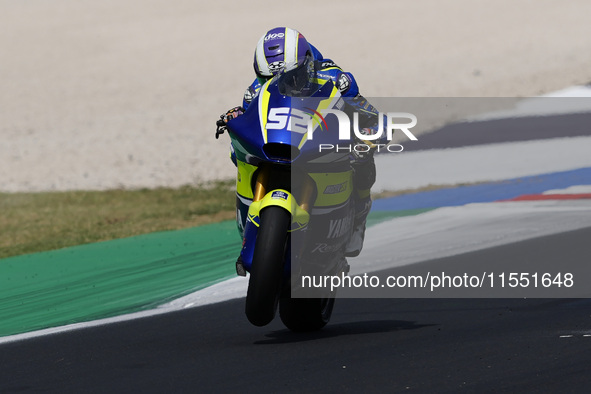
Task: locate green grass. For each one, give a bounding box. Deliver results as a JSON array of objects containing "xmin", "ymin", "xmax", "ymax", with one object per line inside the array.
[
  {"xmin": 0, "ymin": 179, "xmax": 448, "ymax": 260},
  {"xmin": 0, "ymin": 181, "xmax": 236, "ymax": 259}
]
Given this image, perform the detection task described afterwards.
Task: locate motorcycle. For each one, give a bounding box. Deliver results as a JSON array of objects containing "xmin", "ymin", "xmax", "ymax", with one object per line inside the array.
[{"xmin": 216, "ymin": 72, "xmax": 355, "ymax": 331}]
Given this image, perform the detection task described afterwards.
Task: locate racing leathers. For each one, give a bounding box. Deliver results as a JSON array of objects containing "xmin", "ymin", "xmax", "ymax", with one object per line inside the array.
[{"xmin": 236, "ymin": 47, "xmax": 383, "ymax": 257}]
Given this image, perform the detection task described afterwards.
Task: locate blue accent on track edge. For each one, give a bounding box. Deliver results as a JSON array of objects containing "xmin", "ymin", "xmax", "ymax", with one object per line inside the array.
[{"xmin": 372, "ymin": 167, "xmax": 591, "ymax": 211}]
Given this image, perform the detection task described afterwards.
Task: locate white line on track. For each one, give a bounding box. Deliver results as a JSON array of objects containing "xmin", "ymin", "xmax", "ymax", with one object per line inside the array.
[
  {"xmin": 3, "ymin": 199, "xmax": 590, "ymax": 345},
  {"xmin": 466, "ymin": 85, "xmax": 591, "ymax": 121},
  {"xmin": 374, "ymin": 135, "xmax": 591, "ymax": 193},
  {"xmin": 2, "ymin": 86, "xmax": 591, "ymax": 345}
]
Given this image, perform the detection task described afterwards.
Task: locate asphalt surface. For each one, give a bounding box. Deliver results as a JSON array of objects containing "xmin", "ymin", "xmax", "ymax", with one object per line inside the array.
[
  {"xmin": 1, "ymin": 227, "xmax": 590, "ymax": 393},
  {"xmin": 2, "ymin": 109, "xmax": 590, "ymax": 393},
  {"xmin": 402, "ymin": 112, "xmax": 591, "ymax": 151}
]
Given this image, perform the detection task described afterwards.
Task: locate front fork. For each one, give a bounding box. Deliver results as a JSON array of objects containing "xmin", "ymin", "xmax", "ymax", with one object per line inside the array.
[{"xmin": 236, "ymin": 166, "xmax": 314, "ymax": 276}]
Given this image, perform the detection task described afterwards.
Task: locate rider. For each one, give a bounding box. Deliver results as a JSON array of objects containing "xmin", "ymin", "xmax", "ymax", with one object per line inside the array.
[{"xmin": 219, "ymin": 27, "xmax": 384, "ymax": 257}]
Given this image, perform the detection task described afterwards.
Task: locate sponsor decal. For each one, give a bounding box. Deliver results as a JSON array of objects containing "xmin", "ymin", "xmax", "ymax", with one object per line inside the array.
[
  {"xmin": 271, "ymin": 190, "xmax": 288, "ymax": 200},
  {"xmin": 264, "ymin": 32, "xmax": 285, "ymax": 41},
  {"xmin": 337, "ymin": 73, "xmax": 351, "ymax": 93},
  {"xmin": 327, "ymin": 215, "xmax": 353, "ymax": 239},
  {"xmin": 268, "ymin": 61, "xmax": 285, "ymax": 73},
  {"xmin": 321, "ymin": 61, "xmax": 338, "ymax": 68},
  {"xmin": 311, "ymin": 243, "xmax": 341, "ymax": 253},
  {"xmin": 324, "ymin": 182, "xmax": 348, "ymax": 194}
]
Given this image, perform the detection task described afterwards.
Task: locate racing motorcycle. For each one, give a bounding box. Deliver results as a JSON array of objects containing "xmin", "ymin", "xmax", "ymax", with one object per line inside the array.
[{"xmin": 216, "ymin": 71, "xmax": 355, "ymax": 331}]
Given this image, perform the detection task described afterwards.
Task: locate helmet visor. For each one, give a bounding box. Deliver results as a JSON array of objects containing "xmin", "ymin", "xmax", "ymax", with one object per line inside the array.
[{"xmin": 277, "ymin": 54, "xmax": 316, "ymax": 97}]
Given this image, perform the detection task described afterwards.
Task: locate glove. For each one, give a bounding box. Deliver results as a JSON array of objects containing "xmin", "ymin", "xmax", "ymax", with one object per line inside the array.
[
  {"xmin": 222, "ymin": 106, "xmax": 245, "ymax": 124},
  {"xmin": 349, "ymin": 128, "xmax": 379, "ymax": 160},
  {"xmin": 215, "ymin": 106, "xmax": 245, "ymax": 139},
  {"xmin": 358, "ymin": 128, "xmax": 378, "ymax": 148}
]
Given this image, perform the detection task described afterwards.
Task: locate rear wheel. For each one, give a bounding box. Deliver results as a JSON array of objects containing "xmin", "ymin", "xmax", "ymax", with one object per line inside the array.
[
  {"xmin": 245, "ymin": 206, "xmax": 291, "ymax": 326},
  {"xmin": 279, "ymin": 296, "xmax": 335, "ymax": 332}
]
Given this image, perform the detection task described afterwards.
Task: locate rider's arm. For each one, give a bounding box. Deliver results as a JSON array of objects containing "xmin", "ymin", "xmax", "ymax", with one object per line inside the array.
[{"xmin": 336, "ymin": 71, "xmax": 387, "ymax": 145}]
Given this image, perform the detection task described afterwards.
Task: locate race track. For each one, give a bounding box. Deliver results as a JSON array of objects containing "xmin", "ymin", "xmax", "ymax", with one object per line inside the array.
[
  {"xmin": 1, "ymin": 95, "xmax": 590, "ymax": 392},
  {"xmin": 1, "ymin": 227, "xmax": 591, "ymax": 393}
]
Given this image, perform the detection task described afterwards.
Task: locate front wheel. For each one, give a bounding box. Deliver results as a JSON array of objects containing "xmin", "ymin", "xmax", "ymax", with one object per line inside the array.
[{"xmin": 245, "ymin": 206, "xmax": 291, "ymax": 327}]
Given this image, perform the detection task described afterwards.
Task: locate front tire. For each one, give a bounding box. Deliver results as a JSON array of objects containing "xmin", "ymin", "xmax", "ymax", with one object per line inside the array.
[{"xmin": 245, "ymin": 206, "xmax": 291, "ymax": 326}]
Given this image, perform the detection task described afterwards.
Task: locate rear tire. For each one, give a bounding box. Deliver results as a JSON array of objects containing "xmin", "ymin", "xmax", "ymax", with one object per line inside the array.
[
  {"xmin": 245, "ymin": 206, "xmax": 291, "ymax": 327},
  {"xmin": 279, "ymin": 296, "xmax": 335, "ymax": 332}
]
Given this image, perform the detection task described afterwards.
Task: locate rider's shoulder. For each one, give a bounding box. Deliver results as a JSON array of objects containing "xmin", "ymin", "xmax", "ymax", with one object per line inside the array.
[
  {"xmin": 243, "ymin": 78, "xmax": 262, "ymax": 107},
  {"xmin": 317, "ymin": 58, "xmax": 342, "ymax": 72},
  {"xmin": 316, "ymin": 62, "xmax": 359, "ymax": 96},
  {"xmin": 315, "ymin": 58, "xmax": 344, "ymax": 83}
]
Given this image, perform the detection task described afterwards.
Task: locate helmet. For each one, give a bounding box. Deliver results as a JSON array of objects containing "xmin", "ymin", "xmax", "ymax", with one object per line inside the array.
[{"xmin": 253, "ymin": 27, "xmax": 312, "ymax": 79}]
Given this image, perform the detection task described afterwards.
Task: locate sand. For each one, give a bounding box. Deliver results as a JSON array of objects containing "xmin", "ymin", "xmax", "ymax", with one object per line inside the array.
[{"xmin": 1, "ymin": 0, "xmax": 590, "ymax": 192}]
